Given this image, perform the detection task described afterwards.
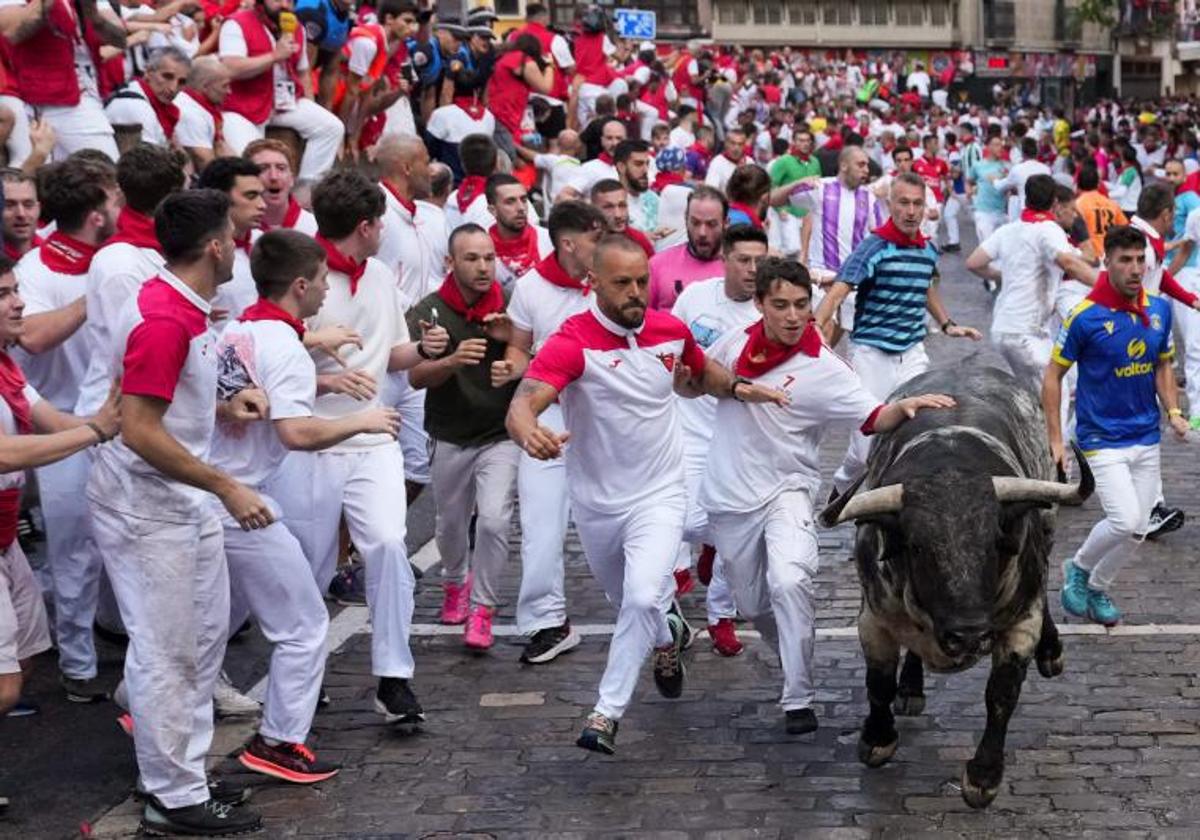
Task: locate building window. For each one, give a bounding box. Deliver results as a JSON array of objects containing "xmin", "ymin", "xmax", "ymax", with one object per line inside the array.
[
  {"xmin": 929, "ymin": 0, "xmax": 947, "ymax": 26},
  {"xmin": 860, "ymin": 0, "xmax": 888, "ymax": 25},
  {"xmin": 823, "ymin": 1, "xmax": 852, "ymax": 25},
  {"xmin": 753, "ymin": 1, "xmax": 783, "ymax": 24},
  {"xmin": 894, "ymin": 0, "xmax": 924, "ymax": 26},
  {"xmin": 718, "ymin": 0, "xmax": 748, "ymax": 25},
  {"xmin": 495, "ymin": 0, "xmax": 520, "ymax": 16},
  {"xmin": 787, "ymin": 0, "xmax": 817, "ymax": 24}
]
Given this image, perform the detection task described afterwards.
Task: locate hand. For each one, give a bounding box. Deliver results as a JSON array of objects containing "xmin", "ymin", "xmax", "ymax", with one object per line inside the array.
[
  {"xmin": 733, "ymin": 379, "xmax": 791, "ymax": 407},
  {"xmin": 480, "ymin": 312, "xmax": 512, "ymax": 344},
  {"xmin": 91, "ymin": 381, "xmax": 122, "ymax": 440},
  {"xmin": 447, "ymin": 337, "xmax": 488, "ymax": 367},
  {"xmin": 306, "ymin": 324, "xmax": 363, "ymax": 367},
  {"xmin": 1170, "ymin": 412, "xmax": 1190, "ymax": 439},
  {"xmin": 228, "ymin": 388, "xmax": 269, "ymax": 421},
  {"xmin": 274, "ymin": 33, "xmax": 297, "ymax": 62},
  {"xmin": 219, "ymin": 481, "xmax": 274, "ymax": 530},
  {"xmin": 356, "ymin": 406, "xmax": 401, "ymax": 439},
  {"xmin": 417, "ymin": 321, "xmax": 450, "ymax": 358},
  {"xmin": 521, "ymin": 425, "xmax": 570, "ymax": 460},
  {"xmin": 325, "ymin": 368, "xmax": 377, "ymax": 400},
  {"xmin": 1049, "ymin": 438, "xmax": 1066, "ymax": 475},
  {"xmin": 898, "ymin": 393, "xmax": 956, "ymax": 418},
  {"xmin": 491, "ymin": 359, "xmax": 516, "ymax": 387},
  {"xmin": 28, "ymin": 118, "xmax": 55, "ymax": 158},
  {"xmin": 945, "ymin": 323, "xmax": 982, "ymax": 340},
  {"xmin": 652, "ymin": 226, "xmax": 675, "ymax": 240}
]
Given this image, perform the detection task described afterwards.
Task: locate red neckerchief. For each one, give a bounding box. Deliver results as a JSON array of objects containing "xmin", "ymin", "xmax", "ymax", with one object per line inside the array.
[
  {"xmin": 734, "ymin": 319, "xmax": 822, "ymax": 377},
  {"xmin": 135, "ymin": 77, "xmax": 180, "ymax": 140},
  {"xmin": 181, "ymin": 88, "xmax": 223, "ymax": 144},
  {"xmin": 1020, "ymin": 209, "xmax": 1057, "ymax": 224},
  {"xmin": 597, "ymin": 151, "xmax": 614, "ymax": 165},
  {"xmin": 623, "ymin": 226, "xmax": 655, "ymax": 258},
  {"xmin": 40, "ymin": 231, "xmax": 99, "ymax": 275},
  {"xmin": 316, "ymin": 235, "xmax": 367, "ymax": 295},
  {"xmin": 652, "ymin": 171, "xmax": 685, "ymax": 192},
  {"xmin": 728, "ymin": 201, "xmax": 763, "ymax": 230},
  {"xmin": 1, "ymin": 236, "xmax": 37, "ymax": 262},
  {"xmin": 0, "ymin": 351, "xmax": 32, "ymax": 434},
  {"xmin": 793, "ymin": 152, "xmax": 813, "ymax": 163},
  {"xmin": 535, "ymin": 253, "xmax": 588, "ymax": 293},
  {"xmin": 238, "ymin": 297, "xmax": 306, "ymax": 338},
  {"xmin": 453, "ymin": 95, "xmax": 486, "ymax": 121},
  {"xmin": 872, "ymin": 218, "xmax": 929, "ymax": 248},
  {"xmin": 1087, "ymin": 271, "xmax": 1149, "ymax": 326},
  {"xmin": 688, "ymin": 141, "xmax": 712, "ymax": 163},
  {"xmin": 107, "ymin": 207, "xmax": 160, "ymax": 250},
  {"xmin": 489, "ymin": 224, "xmax": 540, "ymax": 277},
  {"xmin": 455, "ymin": 175, "xmax": 486, "ymax": 214},
  {"xmin": 436, "ymin": 272, "xmax": 505, "ymax": 323},
  {"xmin": 381, "ymin": 179, "xmax": 416, "ymax": 217},
  {"xmin": 233, "ymin": 230, "xmax": 253, "ymax": 255},
  {"xmin": 272, "ymin": 195, "xmax": 304, "ymax": 230}
]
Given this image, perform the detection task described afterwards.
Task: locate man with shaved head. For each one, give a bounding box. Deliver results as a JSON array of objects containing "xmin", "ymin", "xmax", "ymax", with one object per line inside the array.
[
  {"xmin": 506, "ymin": 234, "xmax": 786, "ymax": 756},
  {"xmin": 176, "ymin": 57, "xmax": 235, "ymax": 170}
]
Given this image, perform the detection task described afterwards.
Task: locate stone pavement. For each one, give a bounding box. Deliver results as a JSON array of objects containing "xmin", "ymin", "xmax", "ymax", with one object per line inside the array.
[{"xmin": 78, "ymin": 241, "xmax": 1200, "ymax": 839}]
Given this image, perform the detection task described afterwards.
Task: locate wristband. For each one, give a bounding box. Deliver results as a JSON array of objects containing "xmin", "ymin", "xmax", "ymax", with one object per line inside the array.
[
  {"xmin": 731, "ymin": 376, "xmax": 752, "ymax": 402},
  {"xmin": 85, "ymin": 421, "xmax": 108, "ymax": 444},
  {"xmin": 1169, "ymin": 408, "xmax": 1184, "ymax": 418},
  {"xmin": 940, "ymin": 319, "xmax": 956, "ymax": 331},
  {"xmin": 416, "ymin": 340, "xmax": 432, "ymax": 360}
]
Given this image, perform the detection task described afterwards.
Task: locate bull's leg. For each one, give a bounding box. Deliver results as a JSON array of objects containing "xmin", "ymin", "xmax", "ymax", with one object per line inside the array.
[
  {"xmin": 893, "ymin": 650, "xmax": 926, "ymax": 716},
  {"xmin": 858, "ymin": 609, "xmax": 901, "ymax": 768},
  {"xmin": 1035, "ymin": 594, "xmax": 1065, "ymax": 678},
  {"xmin": 962, "ymin": 608, "xmax": 1039, "ymax": 809}
]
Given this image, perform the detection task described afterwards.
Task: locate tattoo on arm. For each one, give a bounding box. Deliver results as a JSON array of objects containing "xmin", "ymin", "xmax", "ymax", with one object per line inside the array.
[{"xmin": 514, "ymin": 378, "xmax": 542, "ymax": 398}]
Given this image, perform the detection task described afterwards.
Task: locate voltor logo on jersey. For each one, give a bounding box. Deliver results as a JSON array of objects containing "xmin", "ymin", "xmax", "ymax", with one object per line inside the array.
[
  {"xmin": 1115, "ymin": 337, "xmax": 1153, "ymax": 378},
  {"xmin": 1127, "ymin": 338, "xmax": 1147, "ymax": 360}
]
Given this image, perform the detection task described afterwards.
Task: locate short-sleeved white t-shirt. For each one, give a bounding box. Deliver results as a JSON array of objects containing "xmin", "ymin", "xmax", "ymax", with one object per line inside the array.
[
  {"xmin": 982, "ymin": 219, "xmax": 1069, "ymax": 336},
  {"xmin": 507, "ymin": 258, "xmax": 591, "ymax": 353},
  {"xmin": 175, "ymin": 90, "xmax": 218, "ymax": 150},
  {"xmin": 12, "ymin": 247, "xmax": 90, "ymax": 411}
]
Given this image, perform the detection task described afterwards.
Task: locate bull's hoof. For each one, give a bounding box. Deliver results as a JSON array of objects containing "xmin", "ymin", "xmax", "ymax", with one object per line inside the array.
[
  {"xmin": 961, "ymin": 765, "xmax": 1000, "ymax": 809},
  {"xmin": 893, "ymin": 693, "xmax": 925, "ymax": 716},
  {"xmin": 1037, "ymin": 651, "xmax": 1064, "ymax": 679},
  {"xmin": 858, "ymin": 735, "xmax": 899, "ymax": 768}
]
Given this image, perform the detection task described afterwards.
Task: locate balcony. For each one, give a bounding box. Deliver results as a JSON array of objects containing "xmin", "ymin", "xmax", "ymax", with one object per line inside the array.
[
  {"xmin": 710, "ymin": 0, "xmax": 958, "ymax": 47},
  {"xmin": 1114, "ymin": 0, "xmax": 1175, "ymax": 39},
  {"xmin": 982, "ymin": 0, "xmax": 1015, "ymax": 44}
]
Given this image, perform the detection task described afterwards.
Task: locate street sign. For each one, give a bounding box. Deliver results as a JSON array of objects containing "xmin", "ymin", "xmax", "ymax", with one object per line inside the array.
[{"xmin": 614, "ymin": 8, "xmax": 656, "ymax": 40}]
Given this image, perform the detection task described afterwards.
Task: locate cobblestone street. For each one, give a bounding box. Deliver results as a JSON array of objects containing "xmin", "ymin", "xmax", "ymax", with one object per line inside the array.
[{"xmin": 11, "ymin": 237, "xmax": 1200, "ymax": 839}]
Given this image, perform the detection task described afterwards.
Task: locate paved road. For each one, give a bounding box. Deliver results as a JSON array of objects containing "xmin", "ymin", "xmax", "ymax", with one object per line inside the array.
[{"xmin": 9, "ymin": 223, "xmax": 1200, "ymax": 839}]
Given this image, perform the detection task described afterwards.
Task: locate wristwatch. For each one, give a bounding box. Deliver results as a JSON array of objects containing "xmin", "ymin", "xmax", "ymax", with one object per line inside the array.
[
  {"xmin": 731, "ymin": 376, "xmax": 752, "ymax": 402},
  {"xmin": 416, "ymin": 340, "xmax": 433, "ymax": 360},
  {"xmin": 940, "ymin": 318, "xmax": 956, "ymax": 332}
]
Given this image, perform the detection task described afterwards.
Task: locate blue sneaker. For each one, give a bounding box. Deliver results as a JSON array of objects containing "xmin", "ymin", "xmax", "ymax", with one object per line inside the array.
[
  {"xmin": 1060, "ymin": 560, "xmax": 1089, "ymax": 617},
  {"xmin": 1086, "ymin": 589, "xmax": 1121, "ymax": 627}
]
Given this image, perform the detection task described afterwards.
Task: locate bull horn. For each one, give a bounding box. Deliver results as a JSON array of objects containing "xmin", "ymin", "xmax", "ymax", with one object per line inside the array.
[
  {"xmin": 817, "ymin": 473, "xmax": 868, "ymax": 527},
  {"xmin": 826, "ymin": 483, "xmax": 904, "ymax": 526},
  {"xmin": 992, "ymin": 443, "xmax": 1095, "ymax": 507}
]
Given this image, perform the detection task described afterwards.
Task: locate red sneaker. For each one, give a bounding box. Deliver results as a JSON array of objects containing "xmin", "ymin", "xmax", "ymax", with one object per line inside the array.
[
  {"xmin": 238, "ymin": 735, "xmax": 340, "ymax": 784},
  {"xmin": 674, "ymin": 568, "xmax": 695, "ymax": 596},
  {"xmin": 463, "ymin": 605, "xmax": 495, "ymax": 650},
  {"xmin": 440, "ymin": 574, "xmax": 472, "ymax": 625},
  {"xmin": 697, "ymin": 545, "xmax": 716, "ymax": 585},
  {"xmin": 708, "ymin": 618, "xmax": 744, "ymax": 657},
  {"xmin": 117, "ymin": 712, "xmax": 134, "ymax": 737}
]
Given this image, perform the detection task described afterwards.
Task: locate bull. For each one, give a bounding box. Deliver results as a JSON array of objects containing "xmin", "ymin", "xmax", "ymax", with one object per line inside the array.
[{"xmin": 820, "ymin": 366, "xmax": 1093, "ymax": 809}]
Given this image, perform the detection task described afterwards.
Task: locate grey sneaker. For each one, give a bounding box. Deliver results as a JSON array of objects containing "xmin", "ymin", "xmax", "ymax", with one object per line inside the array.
[
  {"xmin": 61, "ymin": 674, "xmax": 109, "ymax": 704},
  {"xmin": 576, "ymin": 711, "xmax": 618, "ymax": 755}
]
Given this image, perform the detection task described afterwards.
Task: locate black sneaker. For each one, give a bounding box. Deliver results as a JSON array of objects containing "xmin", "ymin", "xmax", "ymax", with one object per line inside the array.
[
  {"xmin": 667, "ymin": 600, "xmax": 695, "ymax": 650},
  {"xmin": 520, "ymin": 622, "xmax": 582, "ymax": 664},
  {"xmin": 239, "ymin": 735, "xmax": 340, "ymax": 784},
  {"xmin": 374, "ymin": 677, "xmax": 425, "ymax": 727},
  {"xmin": 60, "ymin": 674, "xmax": 109, "ymax": 704},
  {"xmin": 141, "ymin": 797, "xmax": 262, "ymax": 836},
  {"xmin": 327, "ymin": 562, "xmax": 367, "ymax": 606},
  {"xmin": 135, "ymin": 779, "xmax": 252, "ymax": 807},
  {"xmin": 785, "ymin": 708, "xmax": 818, "ymax": 734},
  {"xmin": 653, "ymin": 612, "xmax": 686, "ymax": 699},
  {"xmin": 576, "ymin": 710, "xmax": 618, "ymax": 754},
  {"xmin": 1146, "ymin": 503, "xmax": 1184, "ymax": 540}
]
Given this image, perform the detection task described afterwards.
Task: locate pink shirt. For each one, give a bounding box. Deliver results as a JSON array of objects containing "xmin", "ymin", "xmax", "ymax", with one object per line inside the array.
[{"xmin": 648, "ymin": 243, "xmax": 724, "ymax": 311}]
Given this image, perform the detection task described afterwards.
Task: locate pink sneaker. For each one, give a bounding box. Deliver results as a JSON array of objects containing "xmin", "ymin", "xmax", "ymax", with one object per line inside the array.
[
  {"xmin": 463, "ymin": 605, "xmax": 495, "ymax": 650},
  {"xmin": 440, "ymin": 575, "xmax": 471, "ymax": 625}
]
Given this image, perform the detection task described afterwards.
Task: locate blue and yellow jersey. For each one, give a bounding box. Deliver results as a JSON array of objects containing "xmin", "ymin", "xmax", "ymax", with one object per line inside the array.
[{"xmin": 1053, "ymin": 294, "xmax": 1174, "ymax": 451}]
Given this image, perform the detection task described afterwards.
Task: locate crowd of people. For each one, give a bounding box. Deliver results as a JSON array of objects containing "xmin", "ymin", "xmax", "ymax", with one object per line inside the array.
[{"xmin": 0, "ymin": 0, "xmax": 1197, "ymax": 834}]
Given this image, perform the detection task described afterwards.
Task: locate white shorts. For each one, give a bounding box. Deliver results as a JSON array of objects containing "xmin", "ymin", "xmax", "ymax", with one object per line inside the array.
[{"xmin": 0, "ymin": 540, "xmax": 52, "ymax": 674}]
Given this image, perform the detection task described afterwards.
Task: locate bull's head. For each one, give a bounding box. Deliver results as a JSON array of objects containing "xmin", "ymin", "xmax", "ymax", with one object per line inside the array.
[{"xmin": 821, "ymin": 445, "xmax": 1093, "ymax": 662}]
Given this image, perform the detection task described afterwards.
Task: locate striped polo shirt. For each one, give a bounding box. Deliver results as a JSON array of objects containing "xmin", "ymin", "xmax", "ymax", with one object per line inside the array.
[{"xmin": 838, "ymin": 234, "xmax": 940, "ymax": 354}]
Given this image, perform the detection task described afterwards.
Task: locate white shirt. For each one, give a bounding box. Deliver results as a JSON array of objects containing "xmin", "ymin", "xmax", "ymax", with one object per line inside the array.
[
  {"xmin": 790, "ymin": 177, "xmax": 886, "ymax": 272},
  {"xmin": 1131, "ymin": 215, "xmax": 1167, "ymax": 295},
  {"xmin": 670, "ymin": 276, "xmax": 758, "ymax": 447},
  {"xmin": 668, "ymin": 126, "xmax": 695, "ymax": 150},
  {"xmin": 981, "ymin": 219, "xmax": 1069, "ymax": 336},
  {"xmin": 175, "ymin": 89, "xmax": 219, "ymax": 151},
  {"xmin": 576, "ymin": 158, "xmax": 618, "ymax": 196},
  {"xmin": 377, "ymin": 188, "xmax": 441, "ymax": 307},
  {"xmin": 533, "ymin": 153, "xmax": 583, "ymax": 203},
  {"xmin": 0, "ymin": 379, "xmax": 39, "ymax": 493},
  {"xmin": 306, "ymin": 258, "xmax": 408, "ymax": 451},
  {"xmin": 213, "ymin": 240, "xmax": 260, "ymax": 321},
  {"xmin": 907, "ymin": 70, "xmax": 931, "ymax": 98},
  {"xmin": 994, "ymin": 159, "xmax": 1051, "ymax": 215},
  {"xmin": 209, "ymin": 318, "xmax": 315, "ymax": 488},
  {"xmin": 103, "ymin": 85, "xmax": 170, "ymax": 146},
  {"xmin": 507, "ymin": 258, "xmax": 591, "ymax": 352},
  {"xmin": 700, "ymin": 327, "xmax": 879, "ymax": 513},
  {"xmin": 704, "ymin": 154, "xmax": 740, "ymax": 193},
  {"xmin": 12, "ymin": 247, "xmax": 90, "ymax": 411},
  {"xmin": 425, "ymin": 102, "xmax": 496, "ymax": 144}
]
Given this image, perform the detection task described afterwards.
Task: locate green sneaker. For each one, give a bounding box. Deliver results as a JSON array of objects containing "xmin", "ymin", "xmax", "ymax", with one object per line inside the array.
[
  {"xmin": 1060, "ymin": 559, "xmax": 1089, "ymax": 618},
  {"xmin": 576, "ymin": 711, "xmax": 618, "ymax": 754},
  {"xmin": 1086, "ymin": 588, "xmax": 1121, "ymax": 627}
]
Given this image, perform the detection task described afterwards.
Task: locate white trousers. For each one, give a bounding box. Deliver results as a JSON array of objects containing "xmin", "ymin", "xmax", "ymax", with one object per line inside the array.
[
  {"xmin": 942, "ymin": 194, "xmax": 962, "ymax": 246},
  {"xmin": 39, "ymin": 96, "xmax": 118, "ymax": 162},
  {"xmin": 574, "ymin": 491, "xmax": 684, "ymax": 720},
  {"xmin": 382, "ymin": 372, "xmax": 431, "ymax": 485},
  {"xmin": 833, "ymin": 342, "xmax": 930, "ymax": 489},
  {"xmin": 269, "ymin": 445, "xmax": 414, "ymax": 678},
  {"xmin": 91, "ymin": 503, "xmax": 227, "ymax": 810},
  {"xmin": 992, "ymin": 331, "xmax": 1052, "ymax": 397},
  {"xmin": 577, "ymin": 80, "xmax": 627, "ymax": 127},
  {"xmin": 383, "ymin": 96, "xmax": 417, "ymax": 138},
  {"xmin": 515, "ymin": 403, "xmax": 572, "ymax": 635},
  {"xmin": 37, "ymin": 450, "xmax": 104, "ymax": 679},
  {"xmin": 431, "ymin": 438, "xmax": 519, "ymax": 608},
  {"xmin": 1174, "ymin": 268, "xmax": 1200, "ymax": 417},
  {"xmin": 709, "ymin": 490, "xmax": 819, "ymax": 710},
  {"xmin": 1072, "ymin": 444, "xmax": 1160, "ymax": 592},
  {"xmin": 974, "ymin": 210, "xmax": 1006, "ymax": 244},
  {"xmin": 681, "ymin": 445, "xmax": 736, "ymax": 624},
  {"xmin": 222, "ymin": 100, "xmax": 344, "ymax": 184},
  {"xmin": 223, "ymin": 497, "xmax": 327, "ymax": 744},
  {"xmin": 0, "ymin": 94, "xmax": 31, "ymax": 167}
]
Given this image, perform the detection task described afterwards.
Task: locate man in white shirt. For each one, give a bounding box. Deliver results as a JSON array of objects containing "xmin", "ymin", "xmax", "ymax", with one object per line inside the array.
[
  {"xmin": 245, "ymin": 138, "xmax": 317, "ymax": 234},
  {"xmin": 486, "ymin": 174, "xmax": 552, "ymax": 290},
  {"xmin": 445, "ymin": 133, "xmax": 498, "ymax": 234},
  {"xmin": 104, "ymin": 46, "xmax": 190, "ymax": 148},
  {"xmin": 522, "ymin": 129, "xmax": 584, "ymax": 204},
  {"xmin": 506, "ymin": 234, "xmax": 787, "ymax": 756},
  {"xmin": 197, "ymin": 156, "xmax": 267, "ymax": 320},
  {"xmin": 992, "ymin": 137, "xmax": 1051, "ymax": 222},
  {"xmin": 704, "ymin": 127, "xmax": 747, "ymax": 194},
  {"xmin": 13, "ymin": 157, "xmax": 119, "ymax": 703},
  {"xmin": 576, "ymin": 119, "xmax": 625, "ymax": 196},
  {"xmin": 702, "ymin": 257, "xmax": 952, "ymax": 736},
  {"xmin": 669, "ymin": 225, "xmax": 767, "ymax": 658},
  {"xmin": 268, "ymin": 169, "xmax": 447, "ymax": 728},
  {"xmin": 175, "ymin": 56, "xmax": 235, "ymax": 171},
  {"xmin": 615, "ymin": 138, "xmax": 658, "ymax": 234}
]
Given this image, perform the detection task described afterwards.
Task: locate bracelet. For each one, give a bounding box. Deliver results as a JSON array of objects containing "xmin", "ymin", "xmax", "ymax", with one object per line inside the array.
[
  {"xmin": 940, "ymin": 319, "xmax": 956, "ymax": 331},
  {"xmin": 416, "ymin": 340, "xmax": 432, "ymax": 360},
  {"xmin": 731, "ymin": 376, "xmax": 752, "ymax": 402},
  {"xmin": 85, "ymin": 421, "xmax": 108, "ymax": 444},
  {"xmin": 1169, "ymin": 408, "xmax": 1184, "ymax": 418}
]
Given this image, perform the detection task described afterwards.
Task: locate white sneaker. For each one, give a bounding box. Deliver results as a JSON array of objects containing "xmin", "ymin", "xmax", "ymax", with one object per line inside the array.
[{"xmin": 214, "ymin": 671, "xmax": 260, "ymax": 718}]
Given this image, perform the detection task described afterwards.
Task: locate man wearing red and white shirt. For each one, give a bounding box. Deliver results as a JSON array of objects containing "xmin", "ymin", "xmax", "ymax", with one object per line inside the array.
[
  {"xmin": 104, "ymin": 47, "xmax": 190, "ymax": 148},
  {"xmin": 176, "ymin": 56, "xmax": 235, "ymax": 171},
  {"xmin": 219, "ymin": 0, "xmax": 343, "ymax": 185},
  {"xmin": 491, "ymin": 200, "xmax": 604, "ymax": 666},
  {"xmin": 507, "ymin": 234, "xmax": 786, "ymax": 756},
  {"xmin": 702, "ymin": 258, "xmax": 953, "ymax": 736},
  {"xmin": 267, "ymin": 169, "xmax": 447, "ymax": 728},
  {"xmin": 912, "ymin": 134, "xmax": 956, "ymax": 251},
  {"xmin": 13, "ymin": 157, "xmax": 119, "ymax": 703},
  {"xmin": 245, "ymin": 137, "xmax": 318, "ymax": 235},
  {"xmin": 487, "ymin": 174, "xmax": 552, "ymax": 290},
  {"xmin": 87, "ymin": 190, "xmax": 270, "ymax": 836}
]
